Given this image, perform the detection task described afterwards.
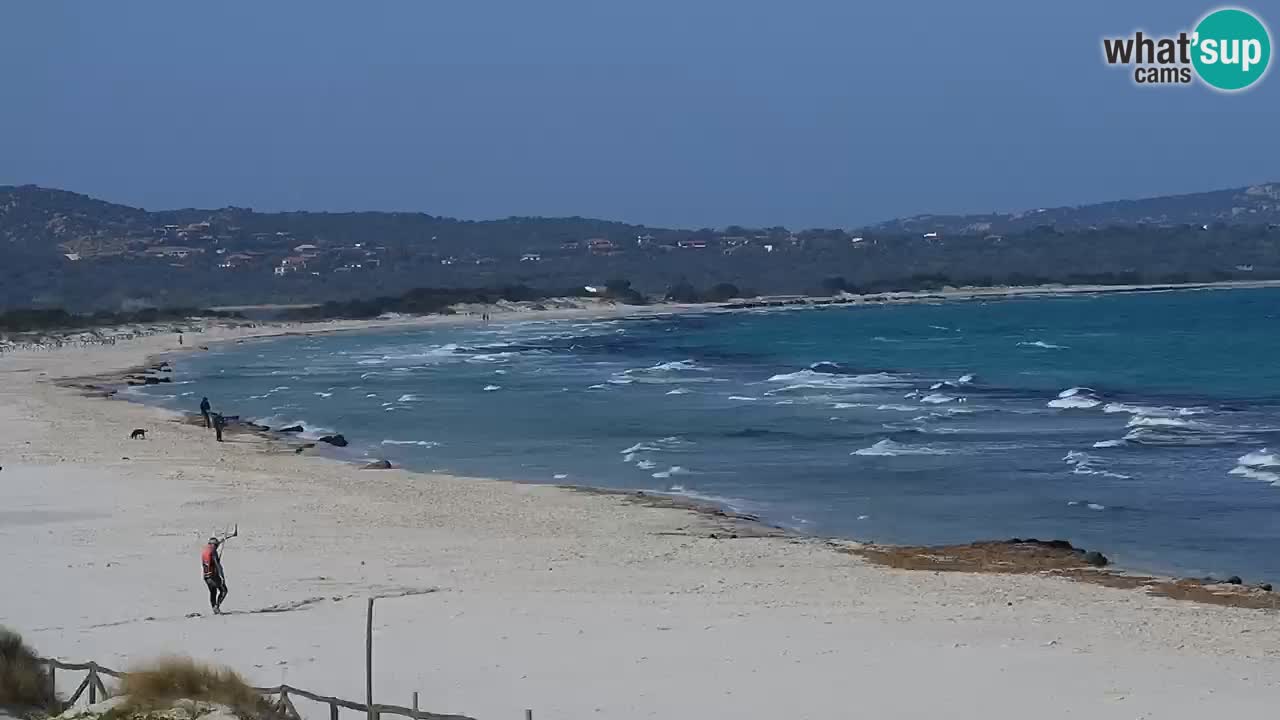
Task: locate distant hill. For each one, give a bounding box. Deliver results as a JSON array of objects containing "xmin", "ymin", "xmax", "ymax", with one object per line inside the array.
[
  {"xmin": 866, "ymin": 183, "xmax": 1280, "ymax": 235},
  {"xmin": 3, "ymin": 183, "xmax": 1280, "ymax": 311}
]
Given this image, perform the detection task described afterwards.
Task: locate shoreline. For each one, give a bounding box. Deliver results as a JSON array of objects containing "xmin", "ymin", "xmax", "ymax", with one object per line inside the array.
[
  {"xmin": 69, "ymin": 312, "xmax": 1280, "ymax": 611},
  {"xmin": 8, "ymin": 277, "xmax": 1280, "ymax": 355}
]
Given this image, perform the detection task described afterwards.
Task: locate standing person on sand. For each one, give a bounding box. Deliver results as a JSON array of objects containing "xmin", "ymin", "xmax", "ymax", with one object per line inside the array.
[
  {"xmin": 212, "ymin": 412, "xmax": 225, "ymax": 442},
  {"xmin": 199, "ymin": 397, "xmax": 212, "ymax": 428},
  {"xmin": 201, "ymin": 537, "xmax": 229, "ymax": 614}
]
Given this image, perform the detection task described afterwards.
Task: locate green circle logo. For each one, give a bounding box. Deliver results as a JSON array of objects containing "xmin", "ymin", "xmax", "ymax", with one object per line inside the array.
[{"xmin": 1192, "ymin": 8, "xmax": 1271, "ymax": 91}]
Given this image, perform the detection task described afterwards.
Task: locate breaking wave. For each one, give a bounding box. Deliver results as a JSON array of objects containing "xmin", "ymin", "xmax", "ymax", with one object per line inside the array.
[
  {"xmin": 381, "ymin": 439, "xmax": 441, "ymax": 447},
  {"xmin": 1048, "ymin": 387, "xmax": 1102, "ymax": 409},
  {"xmin": 1063, "ymin": 450, "xmax": 1130, "ymax": 479},
  {"xmin": 853, "ymin": 438, "xmax": 951, "ymax": 456},
  {"xmin": 767, "ymin": 369, "xmax": 910, "ymax": 390},
  {"xmin": 1229, "ymin": 449, "xmax": 1280, "ymax": 485}
]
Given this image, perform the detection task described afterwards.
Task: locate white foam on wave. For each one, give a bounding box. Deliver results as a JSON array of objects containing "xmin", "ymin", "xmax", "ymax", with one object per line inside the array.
[
  {"xmin": 314, "ymin": 392, "xmax": 333, "ymax": 398},
  {"xmin": 1102, "ymin": 402, "xmax": 1204, "ymax": 417},
  {"xmin": 616, "ymin": 360, "xmax": 723, "ymax": 386},
  {"xmin": 1018, "ymin": 340, "xmax": 1068, "ymax": 350},
  {"xmin": 1063, "ymin": 450, "xmax": 1130, "ymax": 479},
  {"xmin": 1126, "ymin": 415, "xmax": 1194, "ymax": 428},
  {"xmin": 876, "ymin": 404, "xmax": 919, "ymax": 412},
  {"xmin": 659, "ymin": 484, "xmax": 747, "ymax": 512},
  {"xmin": 1230, "ymin": 449, "xmax": 1280, "ymax": 486},
  {"xmin": 957, "ymin": 373, "xmax": 975, "ymax": 384},
  {"xmin": 357, "ymin": 358, "xmax": 387, "ymax": 366},
  {"xmin": 650, "ymin": 360, "xmax": 702, "ymax": 372},
  {"xmin": 256, "ymin": 417, "xmax": 336, "ymax": 440},
  {"xmin": 636, "ymin": 459, "xmax": 657, "ymax": 470},
  {"xmin": 378, "ymin": 343, "xmax": 471, "ymax": 363},
  {"xmin": 1228, "ymin": 466, "xmax": 1280, "ymax": 483},
  {"xmin": 1097, "ymin": 425, "xmax": 1248, "ymax": 448},
  {"xmin": 397, "ymin": 394, "xmax": 421, "ymax": 402},
  {"xmin": 921, "ymin": 393, "xmax": 958, "ymax": 404},
  {"xmin": 466, "ymin": 351, "xmax": 520, "ymax": 363},
  {"xmin": 381, "ymin": 439, "xmax": 441, "ymax": 447},
  {"xmin": 553, "ymin": 473, "xmax": 569, "ymax": 480},
  {"xmin": 1237, "ymin": 449, "xmax": 1280, "ymax": 467},
  {"xmin": 1048, "ymin": 387, "xmax": 1102, "ymax": 409},
  {"xmin": 727, "ymin": 395, "xmax": 759, "ymax": 401},
  {"xmin": 853, "ymin": 438, "xmax": 950, "ymax": 456},
  {"xmin": 620, "ymin": 437, "xmax": 688, "ymax": 456},
  {"xmin": 652, "ymin": 465, "xmax": 688, "ymax": 479},
  {"xmin": 483, "ymin": 385, "xmax": 502, "ymax": 391},
  {"xmin": 766, "ymin": 369, "xmax": 909, "ymax": 390},
  {"xmin": 665, "ymin": 388, "xmax": 689, "ymax": 395}
]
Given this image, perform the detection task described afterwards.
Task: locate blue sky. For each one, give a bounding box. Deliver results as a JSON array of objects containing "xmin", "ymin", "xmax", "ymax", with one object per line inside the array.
[{"xmin": 2, "ymin": 1, "xmax": 1276, "ymax": 228}]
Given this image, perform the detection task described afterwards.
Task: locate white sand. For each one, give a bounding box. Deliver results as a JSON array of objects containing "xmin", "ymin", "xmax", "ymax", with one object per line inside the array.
[{"xmin": 2, "ymin": 318, "xmax": 1279, "ymax": 719}]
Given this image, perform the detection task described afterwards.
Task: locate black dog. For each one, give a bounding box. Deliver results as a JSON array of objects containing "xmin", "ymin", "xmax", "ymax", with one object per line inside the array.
[{"xmin": 130, "ymin": 429, "xmax": 147, "ymax": 440}]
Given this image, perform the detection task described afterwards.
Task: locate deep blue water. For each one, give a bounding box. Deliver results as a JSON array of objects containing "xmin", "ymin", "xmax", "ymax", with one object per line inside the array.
[{"xmin": 136, "ymin": 289, "xmax": 1280, "ymax": 582}]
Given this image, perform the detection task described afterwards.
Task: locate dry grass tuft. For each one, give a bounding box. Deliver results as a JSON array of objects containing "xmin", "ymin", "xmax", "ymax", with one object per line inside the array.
[
  {"xmin": 120, "ymin": 657, "xmax": 282, "ymax": 720},
  {"xmin": 0, "ymin": 626, "xmax": 54, "ymax": 709}
]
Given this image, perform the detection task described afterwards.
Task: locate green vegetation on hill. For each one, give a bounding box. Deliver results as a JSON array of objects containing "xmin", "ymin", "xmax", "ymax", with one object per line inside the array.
[
  {"xmin": 3, "ymin": 184, "xmax": 1280, "ymax": 311},
  {"xmin": 0, "ymin": 308, "xmax": 242, "ymax": 334}
]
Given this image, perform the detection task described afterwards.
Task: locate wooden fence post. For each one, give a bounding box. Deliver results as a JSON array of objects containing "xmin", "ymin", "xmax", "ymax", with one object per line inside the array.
[
  {"xmin": 89, "ymin": 666, "xmax": 98, "ymax": 705},
  {"xmin": 330, "ymin": 701, "xmax": 339, "ymax": 720},
  {"xmin": 47, "ymin": 662, "xmax": 56, "ymax": 705},
  {"xmin": 366, "ymin": 598, "xmax": 375, "ymax": 720},
  {"xmin": 412, "ymin": 692, "xmax": 419, "ymax": 720},
  {"xmin": 525, "ymin": 709, "xmax": 533, "ymax": 720}
]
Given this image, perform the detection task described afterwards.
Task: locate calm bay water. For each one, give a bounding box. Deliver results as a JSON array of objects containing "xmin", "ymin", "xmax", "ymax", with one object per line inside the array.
[{"xmin": 136, "ymin": 289, "xmax": 1280, "ymax": 581}]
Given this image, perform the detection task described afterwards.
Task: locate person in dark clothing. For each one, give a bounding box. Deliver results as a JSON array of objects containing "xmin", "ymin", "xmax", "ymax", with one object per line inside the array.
[
  {"xmin": 201, "ymin": 537, "xmax": 229, "ymax": 613},
  {"xmin": 200, "ymin": 397, "xmax": 212, "ymax": 428},
  {"xmin": 212, "ymin": 413, "xmax": 226, "ymax": 442}
]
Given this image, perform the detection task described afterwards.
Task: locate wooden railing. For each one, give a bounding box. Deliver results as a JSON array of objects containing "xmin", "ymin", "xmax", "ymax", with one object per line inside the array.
[{"xmin": 40, "ymin": 659, "xmax": 477, "ymax": 720}]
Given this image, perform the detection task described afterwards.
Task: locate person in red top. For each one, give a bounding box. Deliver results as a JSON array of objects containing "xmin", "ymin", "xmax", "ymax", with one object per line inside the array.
[{"xmin": 202, "ymin": 537, "xmax": 228, "ymax": 614}]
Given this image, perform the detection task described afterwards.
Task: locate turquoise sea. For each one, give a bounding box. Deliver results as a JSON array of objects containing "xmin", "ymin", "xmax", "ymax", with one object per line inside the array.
[{"xmin": 135, "ymin": 288, "xmax": 1280, "ymax": 582}]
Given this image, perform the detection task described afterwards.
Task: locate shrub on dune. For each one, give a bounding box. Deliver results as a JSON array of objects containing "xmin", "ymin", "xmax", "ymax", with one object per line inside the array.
[
  {"xmin": 0, "ymin": 626, "xmax": 55, "ymax": 709},
  {"xmin": 120, "ymin": 657, "xmax": 283, "ymax": 720}
]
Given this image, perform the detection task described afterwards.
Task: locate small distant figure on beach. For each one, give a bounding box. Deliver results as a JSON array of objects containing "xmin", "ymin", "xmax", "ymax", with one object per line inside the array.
[
  {"xmin": 200, "ymin": 397, "xmax": 212, "ymax": 428},
  {"xmin": 178, "ymin": 333, "xmax": 184, "ymax": 346},
  {"xmin": 201, "ymin": 536, "xmax": 229, "ymax": 614},
  {"xmin": 212, "ymin": 413, "xmax": 226, "ymax": 442}
]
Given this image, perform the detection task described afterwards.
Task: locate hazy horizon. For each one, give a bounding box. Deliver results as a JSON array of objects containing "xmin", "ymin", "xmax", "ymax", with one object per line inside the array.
[{"xmin": 3, "ymin": 0, "xmax": 1277, "ymax": 228}]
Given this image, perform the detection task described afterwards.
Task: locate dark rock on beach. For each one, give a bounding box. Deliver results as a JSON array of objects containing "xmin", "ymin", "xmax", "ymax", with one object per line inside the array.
[
  {"xmin": 362, "ymin": 459, "xmax": 393, "ymax": 470},
  {"xmin": 319, "ymin": 434, "xmax": 348, "ymax": 447},
  {"xmin": 278, "ymin": 425, "xmax": 305, "ymax": 433},
  {"xmin": 1225, "ymin": 575, "xmax": 1243, "ymax": 585},
  {"xmin": 1007, "ymin": 538, "xmax": 1075, "ymax": 552},
  {"xmin": 1082, "ymin": 551, "xmax": 1109, "ymax": 567}
]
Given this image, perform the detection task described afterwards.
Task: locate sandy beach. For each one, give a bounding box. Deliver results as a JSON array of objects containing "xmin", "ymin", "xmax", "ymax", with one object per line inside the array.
[{"xmin": 3, "ymin": 310, "xmax": 1280, "ymax": 719}]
